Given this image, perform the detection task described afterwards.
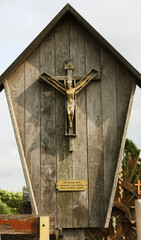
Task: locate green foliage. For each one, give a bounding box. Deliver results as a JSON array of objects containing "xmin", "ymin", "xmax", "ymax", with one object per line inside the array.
[
  {"xmin": 0, "ymin": 189, "xmax": 23, "ymax": 214},
  {"xmin": 122, "ymin": 138, "xmax": 141, "ymax": 183},
  {"xmin": 22, "ymin": 186, "xmax": 28, "ymax": 192},
  {"xmin": 0, "ymin": 199, "xmax": 11, "ymax": 214},
  {"xmin": 124, "ymin": 138, "xmax": 140, "ymax": 160}
]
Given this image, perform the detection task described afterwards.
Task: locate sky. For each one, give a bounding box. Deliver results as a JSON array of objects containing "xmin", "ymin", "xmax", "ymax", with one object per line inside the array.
[{"xmin": 0, "ymin": 0, "xmax": 141, "ymax": 192}]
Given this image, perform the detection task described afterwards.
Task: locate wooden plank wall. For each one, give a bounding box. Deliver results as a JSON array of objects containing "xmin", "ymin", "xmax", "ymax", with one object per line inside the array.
[
  {"xmin": 70, "ymin": 17, "xmax": 88, "ymax": 228},
  {"xmin": 85, "ymin": 34, "xmax": 104, "ymax": 227},
  {"xmin": 100, "ymin": 46, "xmax": 118, "ymax": 217},
  {"xmin": 40, "ymin": 32, "xmax": 56, "ymax": 215},
  {"xmin": 4, "ymin": 14, "xmax": 136, "ymax": 231},
  {"xmin": 55, "ymin": 17, "xmax": 73, "ymax": 228},
  {"xmin": 24, "ymin": 48, "xmax": 41, "ymax": 212}
]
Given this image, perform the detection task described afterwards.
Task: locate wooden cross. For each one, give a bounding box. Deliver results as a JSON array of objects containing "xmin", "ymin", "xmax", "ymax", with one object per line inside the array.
[
  {"xmin": 134, "ymin": 179, "xmax": 141, "ymax": 194},
  {"xmin": 40, "ymin": 62, "xmax": 100, "ymax": 151}
]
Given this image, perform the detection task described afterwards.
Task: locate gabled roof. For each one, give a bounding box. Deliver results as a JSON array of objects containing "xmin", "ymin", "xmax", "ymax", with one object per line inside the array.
[{"xmin": 0, "ymin": 4, "xmax": 141, "ymax": 87}]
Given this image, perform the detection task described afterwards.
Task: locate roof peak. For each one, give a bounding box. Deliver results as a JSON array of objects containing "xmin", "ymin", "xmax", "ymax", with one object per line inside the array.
[{"xmin": 0, "ymin": 3, "xmax": 141, "ymax": 87}]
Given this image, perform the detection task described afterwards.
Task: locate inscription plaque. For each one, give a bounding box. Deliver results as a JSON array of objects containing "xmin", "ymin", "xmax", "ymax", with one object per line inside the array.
[{"xmin": 56, "ymin": 180, "xmax": 88, "ymax": 191}]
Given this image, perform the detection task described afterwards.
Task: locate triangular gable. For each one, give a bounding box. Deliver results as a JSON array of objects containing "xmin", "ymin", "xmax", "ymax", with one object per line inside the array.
[{"xmin": 0, "ymin": 4, "xmax": 141, "ymax": 87}]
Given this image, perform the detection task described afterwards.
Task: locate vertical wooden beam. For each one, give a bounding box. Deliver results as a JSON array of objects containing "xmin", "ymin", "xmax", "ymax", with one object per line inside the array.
[
  {"xmin": 135, "ymin": 199, "xmax": 141, "ymax": 240},
  {"xmin": 55, "ymin": 17, "xmax": 73, "ymax": 228},
  {"xmin": 40, "ymin": 32, "xmax": 56, "ymax": 215},
  {"xmin": 25, "ymin": 47, "xmax": 40, "ymax": 213},
  {"xmin": 100, "ymin": 46, "xmax": 117, "ymax": 220},
  {"xmin": 70, "ymin": 18, "xmax": 88, "ymax": 228},
  {"xmin": 85, "ymin": 34, "xmax": 104, "ymax": 227}
]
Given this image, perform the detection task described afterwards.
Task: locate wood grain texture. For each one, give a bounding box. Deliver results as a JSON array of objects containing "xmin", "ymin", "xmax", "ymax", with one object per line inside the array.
[
  {"xmin": 4, "ymin": 65, "xmax": 38, "ymax": 214},
  {"xmin": 55, "ymin": 18, "xmax": 73, "ymax": 228},
  {"xmin": 70, "ymin": 18, "xmax": 88, "ymax": 228},
  {"xmin": 0, "ymin": 215, "xmax": 55, "ymax": 235},
  {"xmin": 63, "ymin": 229, "xmax": 84, "ymax": 240},
  {"xmin": 63, "ymin": 230, "xmax": 74, "ymax": 240},
  {"xmin": 85, "ymin": 34, "xmax": 104, "ymax": 227},
  {"xmin": 100, "ymin": 45, "xmax": 118, "ymax": 217},
  {"xmin": 40, "ymin": 32, "xmax": 56, "ymax": 215},
  {"xmin": 6, "ymin": 64, "xmax": 25, "ymax": 147},
  {"xmin": 0, "ymin": 215, "xmax": 38, "ymax": 235},
  {"xmin": 74, "ymin": 229, "xmax": 85, "ymax": 240},
  {"xmin": 3, "ymin": 14, "xmax": 138, "ymax": 231},
  {"xmin": 25, "ymin": 47, "xmax": 40, "ymax": 213},
  {"xmin": 4, "ymin": 79, "xmax": 38, "ymax": 215},
  {"xmin": 105, "ymin": 72, "xmax": 136, "ymax": 227},
  {"xmin": 116, "ymin": 61, "xmax": 135, "ymax": 149}
]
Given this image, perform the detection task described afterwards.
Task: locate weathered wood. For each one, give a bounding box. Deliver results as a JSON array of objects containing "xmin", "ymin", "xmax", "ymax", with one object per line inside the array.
[
  {"xmin": 55, "ymin": 17, "xmax": 73, "ymax": 228},
  {"xmin": 135, "ymin": 199, "xmax": 141, "ymax": 240},
  {"xmin": 100, "ymin": 45, "xmax": 118, "ymax": 219},
  {"xmin": 63, "ymin": 230, "xmax": 75, "ymax": 240},
  {"xmin": 121, "ymin": 181, "xmax": 138, "ymax": 195},
  {"xmin": 74, "ymin": 229, "xmax": 85, "ymax": 240},
  {"xmin": 2, "ymin": 12, "xmax": 139, "ymax": 231},
  {"xmin": 5, "ymin": 64, "xmax": 25, "ymax": 146},
  {"xmin": 40, "ymin": 74, "xmax": 100, "ymax": 81},
  {"xmin": 63, "ymin": 229, "xmax": 84, "ymax": 240},
  {"xmin": 1, "ymin": 235, "xmax": 38, "ymax": 240},
  {"xmin": 70, "ymin": 18, "xmax": 88, "ymax": 228},
  {"xmin": 4, "ymin": 77, "xmax": 38, "ymax": 215},
  {"xmin": 0, "ymin": 215, "xmax": 38, "ymax": 235},
  {"xmin": 0, "ymin": 215, "xmax": 55, "ymax": 235},
  {"xmin": 85, "ymin": 34, "xmax": 104, "ymax": 227},
  {"xmin": 116, "ymin": 61, "xmax": 135, "ymax": 150},
  {"xmin": 104, "ymin": 65, "xmax": 136, "ymax": 227},
  {"xmin": 40, "ymin": 32, "xmax": 56, "ymax": 215},
  {"xmin": 25, "ymin": 47, "xmax": 40, "ymax": 213}
]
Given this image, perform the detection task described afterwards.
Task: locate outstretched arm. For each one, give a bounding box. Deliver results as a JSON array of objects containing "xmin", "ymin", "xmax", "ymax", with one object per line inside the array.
[
  {"xmin": 40, "ymin": 72, "xmax": 66, "ymax": 95},
  {"xmin": 75, "ymin": 69, "xmax": 98, "ymax": 94}
]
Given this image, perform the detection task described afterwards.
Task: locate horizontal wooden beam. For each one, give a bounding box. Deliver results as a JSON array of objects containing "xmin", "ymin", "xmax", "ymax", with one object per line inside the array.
[
  {"xmin": 121, "ymin": 180, "xmax": 139, "ymax": 196},
  {"xmin": 40, "ymin": 72, "xmax": 101, "ymax": 82},
  {"xmin": 0, "ymin": 215, "xmax": 55, "ymax": 235}
]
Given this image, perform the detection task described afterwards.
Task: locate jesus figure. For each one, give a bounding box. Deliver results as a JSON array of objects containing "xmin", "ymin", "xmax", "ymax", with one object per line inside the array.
[{"xmin": 40, "ymin": 69, "xmax": 98, "ymax": 129}]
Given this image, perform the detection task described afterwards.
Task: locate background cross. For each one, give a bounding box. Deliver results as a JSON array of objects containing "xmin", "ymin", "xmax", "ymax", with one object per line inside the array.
[{"xmin": 134, "ymin": 179, "xmax": 141, "ymax": 194}]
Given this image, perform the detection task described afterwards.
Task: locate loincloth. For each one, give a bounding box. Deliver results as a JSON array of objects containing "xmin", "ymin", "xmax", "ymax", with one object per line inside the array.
[{"xmin": 67, "ymin": 101, "xmax": 75, "ymax": 115}]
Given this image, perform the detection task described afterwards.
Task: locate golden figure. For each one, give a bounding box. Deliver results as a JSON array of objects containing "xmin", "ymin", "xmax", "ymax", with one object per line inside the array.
[{"xmin": 40, "ymin": 69, "xmax": 98, "ymax": 129}]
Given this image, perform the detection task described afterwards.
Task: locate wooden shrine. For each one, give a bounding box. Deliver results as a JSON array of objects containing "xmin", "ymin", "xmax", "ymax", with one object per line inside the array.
[{"xmin": 0, "ymin": 4, "xmax": 141, "ymax": 239}]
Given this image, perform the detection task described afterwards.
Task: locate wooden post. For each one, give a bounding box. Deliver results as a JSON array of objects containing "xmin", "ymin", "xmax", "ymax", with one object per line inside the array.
[
  {"xmin": 39, "ymin": 217, "xmax": 49, "ymax": 240},
  {"xmin": 135, "ymin": 200, "xmax": 141, "ymax": 240}
]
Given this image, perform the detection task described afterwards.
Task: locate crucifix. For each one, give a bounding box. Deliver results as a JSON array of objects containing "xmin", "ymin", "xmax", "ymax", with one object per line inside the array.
[{"xmin": 40, "ymin": 62, "xmax": 100, "ymax": 151}]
